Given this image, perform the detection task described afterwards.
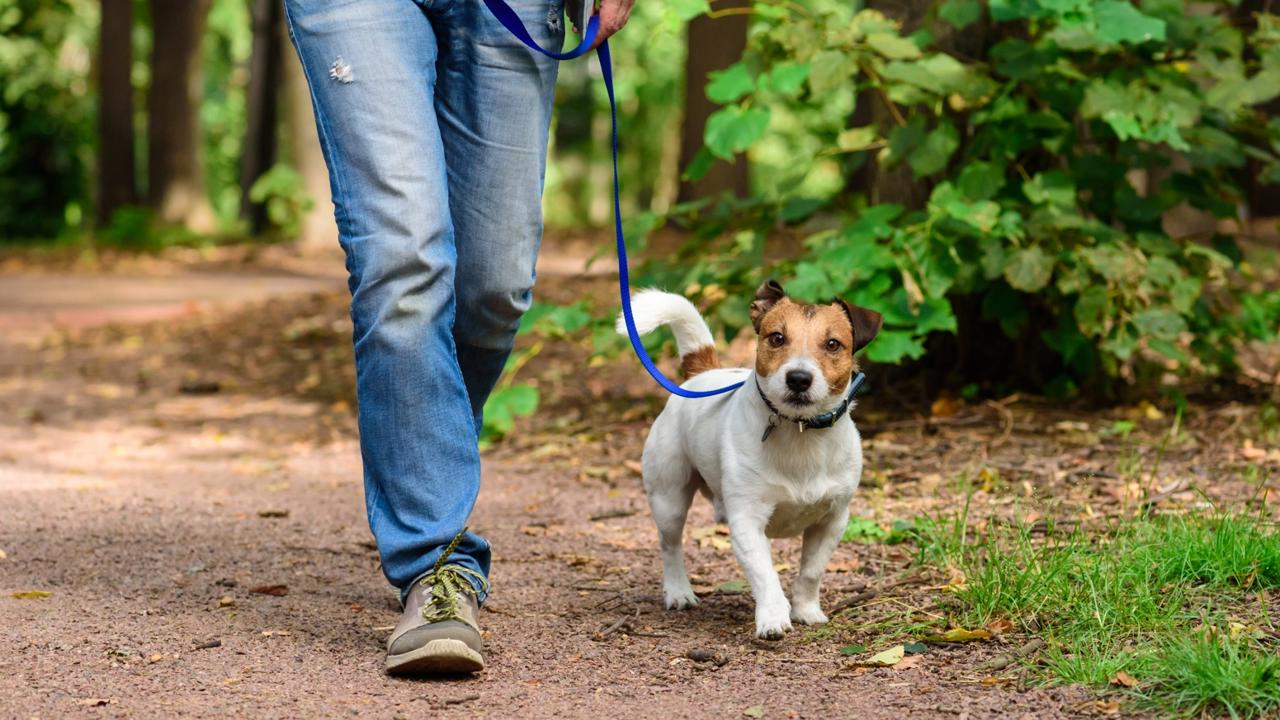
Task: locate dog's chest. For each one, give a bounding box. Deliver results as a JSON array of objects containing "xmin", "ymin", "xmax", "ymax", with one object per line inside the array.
[
  {"xmin": 764, "ymin": 496, "xmax": 842, "ymax": 538},
  {"xmin": 759, "ymin": 471, "xmax": 851, "ymax": 538}
]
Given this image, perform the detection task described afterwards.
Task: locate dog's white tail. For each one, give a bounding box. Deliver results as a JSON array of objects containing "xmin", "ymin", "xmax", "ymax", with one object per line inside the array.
[{"xmin": 616, "ymin": 289, "xmax": 721, "ymax": 378}]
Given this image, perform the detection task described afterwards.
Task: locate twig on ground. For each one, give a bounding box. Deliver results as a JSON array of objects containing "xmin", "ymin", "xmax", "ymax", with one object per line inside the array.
[
  {"xmin": 1141, "ymin": 478, "xmax": 1193, "ymax": 514},
  {"xmin": 589, "ymin": 509, "xmax": 637, "ymax": 522},
  {"xmin": 979, "ymin": 637, "xmax": 1046, "ymax": 671}
]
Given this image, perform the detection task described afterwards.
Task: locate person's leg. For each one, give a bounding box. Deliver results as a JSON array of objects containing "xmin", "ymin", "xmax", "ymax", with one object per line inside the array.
[
  {"xmin": 282, "ymin": 0, "xmax": 490, "ymax": 598},
  {"xmin": 433, "ymin": 0, "xmax": 564, "ymax": 432}
]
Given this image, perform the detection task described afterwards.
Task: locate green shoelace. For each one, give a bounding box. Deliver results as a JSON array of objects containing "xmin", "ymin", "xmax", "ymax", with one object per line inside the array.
[{"xmin": 419, "ymin": 527, "xmax": 490, "ymax": 624}]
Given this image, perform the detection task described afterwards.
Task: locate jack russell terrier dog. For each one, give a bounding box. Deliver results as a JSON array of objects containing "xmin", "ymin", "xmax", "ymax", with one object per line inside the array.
[{"xmin": 618, "ymin": 279, "xmax": 882, "ymax": 639}]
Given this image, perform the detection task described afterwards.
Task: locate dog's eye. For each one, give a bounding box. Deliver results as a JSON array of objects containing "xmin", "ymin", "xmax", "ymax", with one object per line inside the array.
[
  {"xmin": 767, "ymin": 332, "xmax": 785, "ymax": 348},
  {"xmin": 825, "ymin": 338, "xmax": 843, "ymax": 352}
]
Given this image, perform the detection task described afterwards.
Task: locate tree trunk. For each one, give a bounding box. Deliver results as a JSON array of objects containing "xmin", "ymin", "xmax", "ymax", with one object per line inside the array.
[
  {"xmin": 147, "ymin": 0, "xmax": 216, "ymax": 231},
  {"xmin": 282, "ymin": 24, "xmax": 339, "ymax": 250},
  {"xmin": 677, "ymin": 4, "xmax": 750, "ymax": 203},
  {"xmin": 96, "ymin": 0, "xmax": 137, "ymax": 226},
  {"xmin": 240, "ymin": 0, "xmax": 283, "ymax": 235}
]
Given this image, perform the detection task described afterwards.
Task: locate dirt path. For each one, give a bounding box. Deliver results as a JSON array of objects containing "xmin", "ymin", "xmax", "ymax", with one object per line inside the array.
[{"xmin": 8, "ymin": 253, "xmax": 1272, "ymax": 718}]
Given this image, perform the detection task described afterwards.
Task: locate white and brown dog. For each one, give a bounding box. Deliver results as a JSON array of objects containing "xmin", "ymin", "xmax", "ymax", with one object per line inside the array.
[{"xmin": 618, "ymin": 280, "xmax": 882, "ymax": 639}]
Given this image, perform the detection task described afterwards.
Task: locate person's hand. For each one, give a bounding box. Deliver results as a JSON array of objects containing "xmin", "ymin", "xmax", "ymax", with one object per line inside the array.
[{"xmin": 589, "ymin": 0, "xmax": 635, "ymax": 49}]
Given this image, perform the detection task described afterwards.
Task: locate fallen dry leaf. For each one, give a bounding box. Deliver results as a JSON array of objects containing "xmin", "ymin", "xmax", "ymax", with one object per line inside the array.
[
  {"xmin": 987, "ymin": 618, "xmax": 1016, "ymax": 634},
  {"xmin": 853, "ymin": 645, "xmax": 905, "ymax": 667},
  {"xmin": 1093, "ymin": 700, "xmax": 1122, "ymax": 715},
  {"xmin": 257, "ymin": 509, "xmax": 289, "ymax": 518},
  {"xmin": 931, "ymin": 394, "xmax": 962, "ymax": 418},
  {"xmin": 742, "ymin": 706, "xmax": 764, "ymax": 719},
  {"xmin": 217, "ymin": 595, "xmax": 235, "ymax": 608},
  {"xmin": 894, "ymin": 655, "xmax": 924, "ymax": 671},
  {"xmin": 11, "ymin": 590, "xmax": 51, "ymax": 599},
  {"xmin": 1241, "ymin": 440, "xmax": 1267, "ymax": 461},
  {"xmin": 76, "ymin": 699, "xmax": 112, "ymax": 707},
  {"xmin": 250, "ymin": 584, "xmax": 288, "ymax": 596},
  {"xmin": 924, "ymin": 627, "xmax": 993, "ymax": 643},
  {"xmin": 1110, "ymin": 670, "xmax": 1138, "ymax": 688}
]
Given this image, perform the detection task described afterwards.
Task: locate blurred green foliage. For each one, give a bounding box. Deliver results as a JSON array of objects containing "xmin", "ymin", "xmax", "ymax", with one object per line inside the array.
[
  {"xmin": 0, "ymin": 0, "xmax": 94, "ymax": 239},
  {"xmin": 632, "ymin": 0, "xmax": 1280, "ymax": 392}
]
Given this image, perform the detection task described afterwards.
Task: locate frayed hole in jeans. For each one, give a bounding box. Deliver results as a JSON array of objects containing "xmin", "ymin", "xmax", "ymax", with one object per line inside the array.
[{"xmin": 329, "ymin": 56, "xmax": 354, "ymax": 84}]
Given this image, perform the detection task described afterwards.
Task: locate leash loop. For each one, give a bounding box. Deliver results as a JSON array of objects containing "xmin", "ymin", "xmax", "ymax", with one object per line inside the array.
[{"xmin": 482, "ymin": 0, "xmax": 742, "ymax": 398}]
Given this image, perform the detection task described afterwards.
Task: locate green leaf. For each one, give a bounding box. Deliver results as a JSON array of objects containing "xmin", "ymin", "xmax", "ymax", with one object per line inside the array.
[
  {"xmin": 681, "ymin": 146, "xmax": 716, "ymax": 183},
  {"xmin": 706, "ymin": 63, "xmax": 755, "ymax": 104},
  {"xmin": 909, "ymin": 121, "xmax": 959, "ymax": 177},
  {"xmin": 1074, "ymin": 287, "xmax": 1110, "ymax": 336},
  {"xmin": 939, "ymin": 0, "xmax": 981, "ymax": 29},
  {"xmin": 1004, "ymin": 247, "xmax": 1055, "ymax": 292},
  {"xmin": 1092, "ymin": 0, "xmax": 1166, "ymax": 46},
  {"xmin": 704, "ymin": 106, "xmax": 770, "ymax": 160},
  {"xmin": 880, "ymin": 54, "xmax": 971, "ymax": 96},
  {"xmin": 481, "ymin": 384, "xmax": 540, "ymax": 440},
  {"xmin": 808, "ymin": 50, "xmax": 856, "ymax": 93},
  {"xmin": 1148, "ymin": 338, "xmax": 1189, "ymax": 365},
  {"xmin": 666, "ymin": 0, "xmax": 711, "ymax": 21},
  {"xmin": 957, "ymin": 162, "xmax": 1004, "ymax": 201},
  {"xmin": 763, "ymin": 61, "xmax": 810, "ymax": 95},
  {"xmin": 866, "ymin": 33, "xmax": 922, "ymax": 60},
  {"xmin": 864, "ymin": 329, "xmax": 926, "ymax": 363},
  {"xmin": 1133, "ymin": 307, "xmax": 1187, "ymax": 340},
  {"xmin": 839, "ymin": 644, "xmax": 868, "ymax": 655},
  {"xmin": 1023, "ymin": 171, "xmax": 1076, "ymax": 208},
  {"xmin": 842, "ymin": 517, "xmax": 889, "ymax": 543},
  {"xmin": 788, "ymin": 261, "xmax": 837, "ymax": 299},
  {"xmin": 716, "ymin": 579, "xmax": 749, "ymax": 594},
  {"xmin": 836, "ymin": 126, "xmax": 880, "ymax": 152}
]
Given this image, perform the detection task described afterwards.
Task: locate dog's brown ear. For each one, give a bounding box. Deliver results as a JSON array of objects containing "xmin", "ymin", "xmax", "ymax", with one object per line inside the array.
[
  {"xmin": 835, "ymin": 299, "xmax": 883, "ymax": 353},
  {"xmin": 750, "ymin": 279, "xmax": 788, "ymax": 332}
]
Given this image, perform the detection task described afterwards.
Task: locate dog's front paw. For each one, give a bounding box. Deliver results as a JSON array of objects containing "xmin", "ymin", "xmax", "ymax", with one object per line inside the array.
[
  {"xmin": 754, "ymin": 599, "xmax": 793, "ymax": 640},
  {"xmin": 790, "ymin": 603, "xmax": 828, "ymax": 626},
  {"xmin": 664, "ymin": 584, "xmax": 700, "ymax": 610}
]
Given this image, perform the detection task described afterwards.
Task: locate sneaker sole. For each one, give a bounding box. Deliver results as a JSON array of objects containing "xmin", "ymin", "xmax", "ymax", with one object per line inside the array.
[{"xmin": 385, "ymin": 638, "xmax": 485, "ymax": 675}]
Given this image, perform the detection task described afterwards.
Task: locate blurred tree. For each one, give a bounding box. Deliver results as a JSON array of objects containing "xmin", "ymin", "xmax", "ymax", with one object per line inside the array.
[
  {"xmin": 239, "ymin": 0, "xmax": 282, "ymax": 234},
  {"xmin": 148, "ymin": 0, "xmax": 216, "ymax": 231},
  {"xmin": 96, "ymin": 0, "xmax": 137, "ymax": 225},
  {"xmin": 281, "ymin": 26, "xmax": 336, "ymax": 249},
  {"xmin": 678, "ymin": 4, "xmax": 749, "ymax": 202}
]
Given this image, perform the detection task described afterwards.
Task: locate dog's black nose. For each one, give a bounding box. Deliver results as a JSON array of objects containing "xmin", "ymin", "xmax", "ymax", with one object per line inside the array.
[{"xmin": 785, "ymin": 370, "xmax": 813, "ymax": 392}]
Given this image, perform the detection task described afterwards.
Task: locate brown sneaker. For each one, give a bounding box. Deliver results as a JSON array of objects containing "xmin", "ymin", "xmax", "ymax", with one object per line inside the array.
[{"xmin": 384, "ymin": 564, "xmax": 488, "ymax": 675}]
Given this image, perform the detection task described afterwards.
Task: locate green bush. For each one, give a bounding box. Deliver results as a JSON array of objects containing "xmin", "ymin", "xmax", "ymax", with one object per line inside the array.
[
  {"xmin": 248, "ymin": 164, "xmax": 314, "ymax": 240},
  {"xmin": 0, "ymin": 0, "xmax": 93, "ymax": 239},
  {"xmin": 639, "ymin": 0, "xmax": 1280, "ymax": 394}
]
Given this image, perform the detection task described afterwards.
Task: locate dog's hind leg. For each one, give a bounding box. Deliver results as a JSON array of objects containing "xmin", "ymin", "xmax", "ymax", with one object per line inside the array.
[
  {"xmin": 645, "ymin": 459, "xmax": 700, "ymax": 610},
  {"xmin": 790, "ymin": 505, "xmax": 849, "ymax": 625}
]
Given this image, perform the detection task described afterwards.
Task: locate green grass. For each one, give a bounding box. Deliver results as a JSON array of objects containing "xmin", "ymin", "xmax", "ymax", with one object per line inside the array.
[{"xmin": 911, "ymin": 510, "xmax": 1280, "ymax": 718}]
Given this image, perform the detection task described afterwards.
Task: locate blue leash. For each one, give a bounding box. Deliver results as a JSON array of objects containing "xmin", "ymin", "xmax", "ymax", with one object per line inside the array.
[{"xmin": 482, "ymin": 0, "xmax": 742, "ymax": 398}]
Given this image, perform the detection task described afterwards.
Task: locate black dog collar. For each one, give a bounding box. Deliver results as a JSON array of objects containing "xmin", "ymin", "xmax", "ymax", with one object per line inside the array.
[{"xmin": 756, "ymin": 372, "xmax": 866, "ymax": 442}]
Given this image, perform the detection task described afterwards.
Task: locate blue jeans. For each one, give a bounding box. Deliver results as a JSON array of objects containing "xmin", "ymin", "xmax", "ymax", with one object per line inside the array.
[{"xmin": 283, "ymin": 0, "xmax": 563, "ymax": 600}]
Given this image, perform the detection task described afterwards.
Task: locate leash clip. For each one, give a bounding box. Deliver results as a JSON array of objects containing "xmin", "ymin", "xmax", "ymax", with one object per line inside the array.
[
  {"xmin": 761, "ymin": 414, "xmax": 780, "ymax": 443},
  {"xmin": 798, "ymin": 420, "xmax": 806, "ymax": 433}
]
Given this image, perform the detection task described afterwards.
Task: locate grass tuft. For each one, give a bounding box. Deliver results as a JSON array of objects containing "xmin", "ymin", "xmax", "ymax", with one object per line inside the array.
[{"xmin": 909, "ymin": 510, "xmax": 1280, "ymax": 718}]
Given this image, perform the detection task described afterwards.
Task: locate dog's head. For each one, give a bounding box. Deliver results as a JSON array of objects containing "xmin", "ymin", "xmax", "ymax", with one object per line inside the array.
[{"xmin": 749, "ymin": 279, "xmax": 882, "ymax": 415}]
